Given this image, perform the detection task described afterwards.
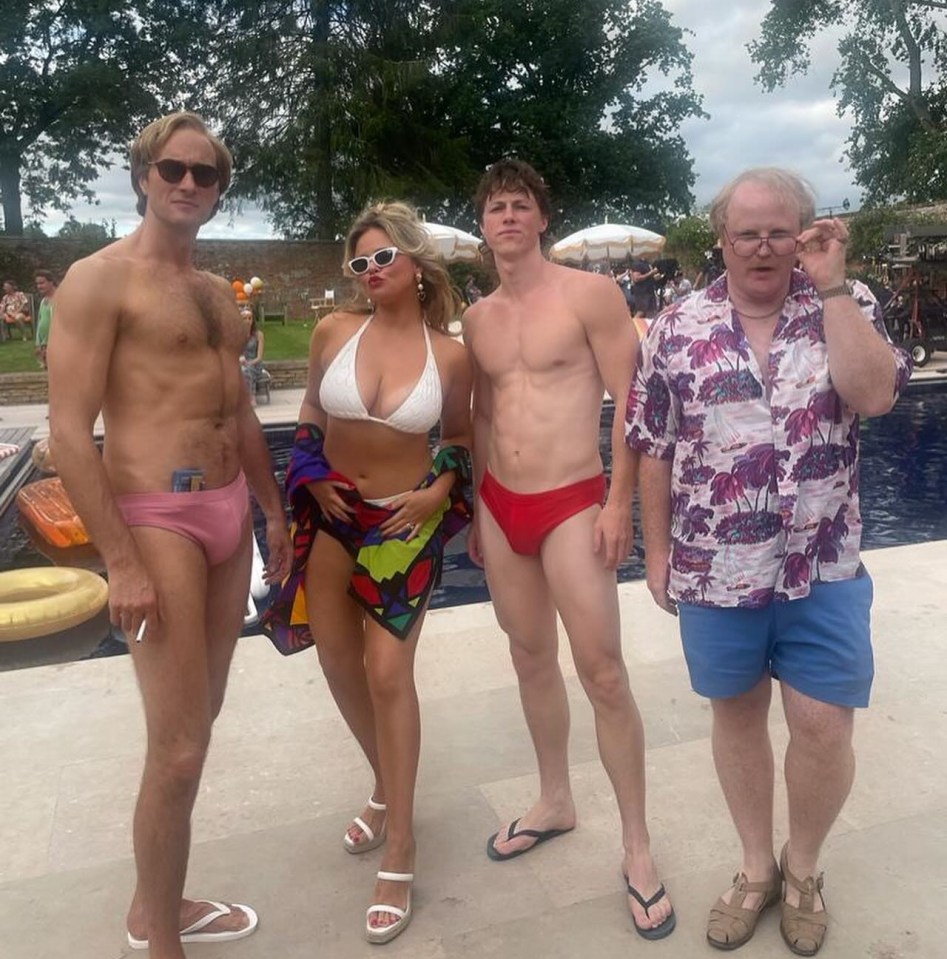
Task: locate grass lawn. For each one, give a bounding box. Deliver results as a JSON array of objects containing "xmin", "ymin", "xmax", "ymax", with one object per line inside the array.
[
  {"xmin": 0, "ymin": 320, "xmax": 313, "ymax": 373},
  {"xmin": 259, "ymin": 320, "xmax": 313, "ymax": 360},
  {"xmin": 0, "ymin": 339, "xmax": 42, "ymax": 373}
]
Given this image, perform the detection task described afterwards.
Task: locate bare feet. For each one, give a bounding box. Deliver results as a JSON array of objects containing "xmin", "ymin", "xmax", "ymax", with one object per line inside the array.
[
  {"xmin": 623, "ymin": 850, "xmax": 674, "ymax": 933},
  {"xmin": 488, "ymin": 799, "xmax": 576, "ymax": 859}
]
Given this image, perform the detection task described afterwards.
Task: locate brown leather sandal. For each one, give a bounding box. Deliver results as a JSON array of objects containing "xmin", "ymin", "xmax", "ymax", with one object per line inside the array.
[
  {"xmin": 779, "ymin": 843, "xmax": 828, "ymax": 956},
  {"xmin": 706, "ymin": 863, "xmax": 781, "ymax": 950}
]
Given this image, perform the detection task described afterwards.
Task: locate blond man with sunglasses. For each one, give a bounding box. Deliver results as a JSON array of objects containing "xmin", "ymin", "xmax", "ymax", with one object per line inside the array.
[{"xmin": 47, "ymin": 112, "xmax": 291, "ymax": 959}]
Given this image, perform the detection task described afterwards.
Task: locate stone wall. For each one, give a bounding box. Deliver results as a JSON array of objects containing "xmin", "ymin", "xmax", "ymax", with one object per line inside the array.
[
  {"xmin": 0, "ymin": 237, "xmax": 347, "ymax": 321},
  {"xmin": 0, "ymin": 360, "xmax": 308, "ymax": 406}
]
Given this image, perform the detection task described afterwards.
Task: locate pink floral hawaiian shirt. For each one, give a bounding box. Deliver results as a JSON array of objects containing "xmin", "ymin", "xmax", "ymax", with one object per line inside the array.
[{"xmin": 625, "ymin": 269, "xmax": 913, "ymax": 608}]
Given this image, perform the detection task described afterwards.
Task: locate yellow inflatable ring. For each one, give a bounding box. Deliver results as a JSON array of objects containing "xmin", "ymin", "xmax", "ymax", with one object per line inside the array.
[{"xmin": 0, "ymin": 567, "xmax": 108, "ymax": 643}]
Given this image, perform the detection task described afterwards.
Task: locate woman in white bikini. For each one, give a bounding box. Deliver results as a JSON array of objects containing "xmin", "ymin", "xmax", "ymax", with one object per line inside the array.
[{"xmin": 262, "ymin": 202, "xmax": 472, "ymax": 943}]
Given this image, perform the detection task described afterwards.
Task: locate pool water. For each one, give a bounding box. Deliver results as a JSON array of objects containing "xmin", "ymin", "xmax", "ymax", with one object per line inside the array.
[{"xmin": 1, "ymin": 392, "xmax": 945, "ymax": 638}]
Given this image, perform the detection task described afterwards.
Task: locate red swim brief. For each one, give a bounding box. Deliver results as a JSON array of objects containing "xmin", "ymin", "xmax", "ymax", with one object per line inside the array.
[
  {"xmin": 479, "ymin": 469, "xmax": 606, "ymax": 556},
  {"xmin": 116, "ymin": 472, "xmax": 250, "ymax": 566}
]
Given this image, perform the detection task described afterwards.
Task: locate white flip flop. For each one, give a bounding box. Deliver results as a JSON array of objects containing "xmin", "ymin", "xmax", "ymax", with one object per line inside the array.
[{"xmin": 127, "ymin": 900, "xmax": 258, "ymax": 949}]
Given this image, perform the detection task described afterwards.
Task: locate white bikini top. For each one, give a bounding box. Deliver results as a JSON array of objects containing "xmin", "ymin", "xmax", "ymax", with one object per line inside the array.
[{"xmin": 319, "ymin": 315, "xmax": 442, "ymax": 434}]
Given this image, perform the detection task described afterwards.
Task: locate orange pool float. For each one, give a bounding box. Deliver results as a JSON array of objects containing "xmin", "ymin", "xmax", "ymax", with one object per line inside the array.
[{"xmin": 16, "ymin": 477, "xmax": 90, "ymax": 548}]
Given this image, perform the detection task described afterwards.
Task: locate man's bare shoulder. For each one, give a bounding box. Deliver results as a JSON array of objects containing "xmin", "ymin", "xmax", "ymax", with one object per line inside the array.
[
  {"xmin": 58, "ymin": 247, "xmax": 133, "ymax": 301},
  {"xmin": 198, "ymin": 270, "xmax": 234, "ymax": 297},
  {"xmin": 553, "ymin": 264, "xmax": 628, "ymax": 322},
  {"xmin": 463, "ymin": 294, "xmax": 492, "ymax": 323},
  {"xmin": 552, "ymin": 262, "xmax": 617, "ymax": 296}
]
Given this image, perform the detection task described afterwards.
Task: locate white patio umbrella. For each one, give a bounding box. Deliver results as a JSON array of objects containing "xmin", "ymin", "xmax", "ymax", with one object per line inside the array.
[
  {"xmin": 421, "ymin": 222, "xmax": 482, "ymax": 262},
  {"xmin": 550, "ymin": 223, "xmax": 666, "ymax": 263}
]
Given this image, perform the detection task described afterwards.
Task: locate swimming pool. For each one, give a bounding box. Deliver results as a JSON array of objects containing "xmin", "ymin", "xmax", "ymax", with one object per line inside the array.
[{"xmin": 1, "ymin": 391, "xmax": 945, "ymax": 634}]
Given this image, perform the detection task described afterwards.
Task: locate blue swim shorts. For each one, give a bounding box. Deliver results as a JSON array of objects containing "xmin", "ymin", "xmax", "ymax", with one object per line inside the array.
[{"xmin": 678, "ymin": 572, "xmax": 874, "ymax": 708}]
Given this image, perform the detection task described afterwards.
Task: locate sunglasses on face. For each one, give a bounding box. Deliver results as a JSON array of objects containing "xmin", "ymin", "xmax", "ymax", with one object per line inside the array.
[
  {"xmin": 347, "ymin": 246, "xmax": 400, "ymax": 275},
  {"xmin": 149, "ymin": 159, "xmax": 220, "ymax": 189}
]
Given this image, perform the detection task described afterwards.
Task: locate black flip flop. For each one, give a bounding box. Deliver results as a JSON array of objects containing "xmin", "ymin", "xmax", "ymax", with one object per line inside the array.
[
  {"xmin": 625, "ymin": 878, "xmax": 677, "ymax": 941},
  {"xmin": 486, "ymin": 818, "xmax": 575, "ymax": 861}
]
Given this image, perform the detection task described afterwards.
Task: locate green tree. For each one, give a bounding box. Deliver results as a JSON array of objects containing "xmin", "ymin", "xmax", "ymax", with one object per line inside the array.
[
  {"xmin": 57, "ymin": 216, "xmax": 116, "ymax": 243},
  {"xmin": 204, "ymin": 0, "xmax": 703, "ymax": 238},
  {"xmin": 665, "ymin": 215, "xmax": 716, "ymax": 275},
  {"xmin": 748, "ymin": 1, "xmax": 947, "ymax": 204},
  {"xmin": 442, "ymin": 0, "xmax": 704, "ymax": 234},
  {"xmin": 204, "ymin": 1, "xmax": 470, "ymax": 240},
  {"xmin": 0, "ymin": 1, "xmax": 210, "ymax": 236}
]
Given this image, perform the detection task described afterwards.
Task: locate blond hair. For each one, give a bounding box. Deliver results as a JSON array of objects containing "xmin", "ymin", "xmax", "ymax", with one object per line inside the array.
[
  {"xmin": 130, "ymin": 112, "xmax": 232, "ymax": 217},
  {"xmin": 709, "ymin": 167, "xmax": 816, "ymax": 239},
  {"xmin": 342, "ymin": 201, "xmax": 463, "ymax": 335}
]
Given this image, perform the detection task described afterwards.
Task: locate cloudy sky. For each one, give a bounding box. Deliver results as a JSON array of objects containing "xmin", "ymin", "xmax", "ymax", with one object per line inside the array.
[{"xmin": 37, "ymin": 1, "xmax": 931, "ymax": 238}]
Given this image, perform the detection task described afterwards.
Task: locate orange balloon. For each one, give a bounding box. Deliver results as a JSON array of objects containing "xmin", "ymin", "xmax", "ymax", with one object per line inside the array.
[
  {"xmin": 231, "ymin": 279, "xmax": 244, "ymax": 292},
  {"xmin": 236, "ymin": 290, "xmax": 248, "ymax": 301}
]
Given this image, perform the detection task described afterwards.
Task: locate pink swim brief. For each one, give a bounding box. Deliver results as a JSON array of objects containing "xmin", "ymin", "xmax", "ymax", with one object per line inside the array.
[{"xmin": 116, "ymin": 472, "xmax": 250, "ymax": 566}]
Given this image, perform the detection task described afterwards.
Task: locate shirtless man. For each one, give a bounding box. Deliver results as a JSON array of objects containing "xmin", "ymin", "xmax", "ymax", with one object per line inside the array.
[
  {"xmin": 47, "ymin": 112, "xmax": 291, "ymax": 959},
  {"xmin": 463, "ymin": 159, "xmax": 675, "ymax": 940}
]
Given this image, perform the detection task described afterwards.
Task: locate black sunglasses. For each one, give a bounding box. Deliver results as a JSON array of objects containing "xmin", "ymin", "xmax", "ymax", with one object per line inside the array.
[
  {"xmin": 149, "ymin": 159, "xmax": 220, "ymax": 189},
  {"xmin": 347, "ymin": 246, "xmax": 400, "ymax": 275}
]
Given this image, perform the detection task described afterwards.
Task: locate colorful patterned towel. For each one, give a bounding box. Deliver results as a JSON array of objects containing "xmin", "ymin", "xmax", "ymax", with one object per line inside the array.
[{"xmin": 261, "ymin": 423, "xmax": 472, "ymax": 652}]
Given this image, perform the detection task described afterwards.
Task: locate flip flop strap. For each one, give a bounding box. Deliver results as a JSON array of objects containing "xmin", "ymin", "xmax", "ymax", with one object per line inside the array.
[
  {"xmin": 626, "ymin": 883, "xmax": 667, "ymax": 916},
  {"xmin": 506, "ymin": 818, "xmax": 549, "ymax": 841},
  {"xmin": 377, "ymin": 871, "xmax": 414, "ymax": 882},
  {"xmin": 179, "ymin": 901, "xmax": 230, "ymax": 936}
]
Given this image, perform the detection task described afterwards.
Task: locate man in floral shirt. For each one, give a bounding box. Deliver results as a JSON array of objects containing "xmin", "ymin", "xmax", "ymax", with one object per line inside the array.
[
  {"xmin": 1, "ymin": 279, "xmax": 31, "ymax": 342},
  {"xmin": 627, "ymin": 168, "xmax": 911, "ymax": 955}
]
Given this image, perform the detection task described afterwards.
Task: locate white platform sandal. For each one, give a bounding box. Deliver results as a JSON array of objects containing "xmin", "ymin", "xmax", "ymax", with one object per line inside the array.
[
  {"xmin": 365, "ymin": 871, "xmax": 414, "ymax": 944},
  {"xmin": 343, "ymin": 797, "xmax": 387, "ymax": 854}
]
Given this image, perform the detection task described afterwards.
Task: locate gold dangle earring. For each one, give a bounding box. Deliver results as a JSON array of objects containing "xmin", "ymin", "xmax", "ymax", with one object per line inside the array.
[{"xmin": 415, "ymin": 271, "xmax": 427, "ymax": 302}]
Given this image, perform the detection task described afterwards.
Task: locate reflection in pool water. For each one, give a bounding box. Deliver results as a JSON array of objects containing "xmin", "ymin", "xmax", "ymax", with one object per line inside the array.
[{"xmin": 1, "ymin": 393, "xmax": 946, "ymax": 629}]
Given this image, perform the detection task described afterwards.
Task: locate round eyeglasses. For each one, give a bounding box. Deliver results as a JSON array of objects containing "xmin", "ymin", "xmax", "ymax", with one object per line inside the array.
[{"xmin": 724, "ymin": 229, "xmax": 800, "ymax": 258}]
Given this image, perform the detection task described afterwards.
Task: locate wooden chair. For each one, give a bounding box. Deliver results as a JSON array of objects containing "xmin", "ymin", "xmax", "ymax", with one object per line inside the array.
[
  {"xmin": 260, "ymin": 303, "xmax": 287, "ymax": 325},
  {"xmin": 310, "ymin": 290, "xmax": 336, "ymax": 321}
]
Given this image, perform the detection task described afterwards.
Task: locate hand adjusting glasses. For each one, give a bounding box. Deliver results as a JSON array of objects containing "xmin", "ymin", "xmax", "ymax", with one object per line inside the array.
[
  {"xmin": 724, "ymin": 229, "xmax": 800, "ymax": 258},
  {"xmin": 348, "ymin": 247, "xmax": 400, "ymax": 275},
  {"xmin": 149, "ymin": 159, "xmax": 220, "ymax": 188}
]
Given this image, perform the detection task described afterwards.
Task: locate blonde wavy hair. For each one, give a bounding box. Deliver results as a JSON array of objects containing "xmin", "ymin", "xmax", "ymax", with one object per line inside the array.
[{"xmin": 342, "ymin": 201, "xmax": 463, "ymax": 335}]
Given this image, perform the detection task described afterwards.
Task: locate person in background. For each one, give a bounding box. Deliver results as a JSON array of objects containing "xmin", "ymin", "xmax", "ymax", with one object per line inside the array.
[
  {"xmin": 630, "ymin": 259, "xmax": 660, "ymax": 317},
  {"xmin": 665, "ymin": 270, "xmax": 693, "ymax": 306},
  {"xmin": 1, "ymin": 279, "xmax": 31, "ymax": 342},
  {"xmin": 34, "ymin": 270, "xmax": 57, "ymax": 368},
  {"xmin": 464, "ymin": 275, "xmax": 483, "ymax": 304},
  {"xmin": 628, "ymin": 167, "xmax": 912, "ymax": 955},
  {"xmin": 239, "ymin": 309, "xmax": 266, "ymax": 406},
  {"xmin": 262, "ymin": 200, "xmax": 472, "ymax": 945}
]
